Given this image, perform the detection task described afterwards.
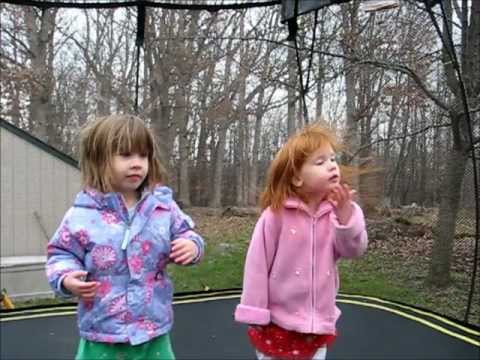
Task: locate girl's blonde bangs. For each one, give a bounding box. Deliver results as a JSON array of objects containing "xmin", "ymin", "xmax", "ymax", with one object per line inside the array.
[{"xmin": 112, "ymin": 118, "xmax": 154, "ymax": 156}]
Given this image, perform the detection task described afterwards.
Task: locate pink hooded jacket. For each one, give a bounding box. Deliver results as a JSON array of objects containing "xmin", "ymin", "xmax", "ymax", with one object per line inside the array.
[{"xmin": 235, "ymin": 198, "xmax": 368, "ymax": 335}]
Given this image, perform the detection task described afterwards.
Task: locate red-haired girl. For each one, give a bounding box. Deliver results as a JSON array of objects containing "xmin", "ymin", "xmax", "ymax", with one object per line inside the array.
[{"xmin": 235, "ymin": 123, "xmax": 368, "ymax": 360}]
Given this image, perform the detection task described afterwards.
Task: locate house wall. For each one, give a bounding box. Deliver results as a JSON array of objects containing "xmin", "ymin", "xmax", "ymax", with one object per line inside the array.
[
  {"xmin": 0, "ymin": 121, "xmax": 83, "ymax": 300},
  {"xmin": 1, "ymin": 127, "xmax": 81, "ymax": 257}
]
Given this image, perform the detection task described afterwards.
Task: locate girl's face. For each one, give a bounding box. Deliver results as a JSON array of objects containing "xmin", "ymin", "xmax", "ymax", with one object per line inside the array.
[
  {"xmin": 293, "ymin": 144, "xmax": 340, "ymax": 200},
  {"xmin": 110, "ymin": 152, "xmax": 149, "ymax": 201}
]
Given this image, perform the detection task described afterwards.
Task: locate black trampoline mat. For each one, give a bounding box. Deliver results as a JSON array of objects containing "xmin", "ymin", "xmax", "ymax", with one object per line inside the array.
[{"xmin": 1, "ymin": 295, "xmax": 479, "ymax": 359}]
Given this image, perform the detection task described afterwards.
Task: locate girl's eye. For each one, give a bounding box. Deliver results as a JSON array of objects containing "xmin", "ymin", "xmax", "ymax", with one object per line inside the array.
[
  {"xmin": 119, "ymin": 152, "xmax": 131, "ymax": 157},
  {"xmin": 140, "ymin": 153, "xmax": 148, "ymax": 158},
  {"xmin": 316, "ymin": 160, "xmax": 325, "ymax": 165}
]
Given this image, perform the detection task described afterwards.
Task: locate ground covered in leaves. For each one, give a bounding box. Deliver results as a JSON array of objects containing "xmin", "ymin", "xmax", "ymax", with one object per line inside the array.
[{"xmin": 363, "ymin": 206, "xmax": 478, "ymax": 325}]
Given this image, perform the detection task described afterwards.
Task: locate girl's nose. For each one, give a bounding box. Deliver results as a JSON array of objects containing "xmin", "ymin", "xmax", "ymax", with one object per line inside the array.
[
  {"xmin": 130, "ymin": 155, "xmax": 143, "ymax": 167},
  {"xmin": 328, "ymin": 162, "xmax": 338, "ymax": 171}
]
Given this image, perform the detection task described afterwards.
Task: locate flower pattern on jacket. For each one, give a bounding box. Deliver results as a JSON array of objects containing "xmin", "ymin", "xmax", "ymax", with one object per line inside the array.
[
  {"xmin": 92, "ymin": 245, "xmax": 117, "ymax": 270},
  {"xmin": 45, "ymin": 185, "xmax": 204, "ymax": 346},
  {"xmin": 101, "ymin": 210, "xmax": 121, "ymax": 224},
  {"xmin": 96, "ymin": 280, "xmax": 112, "ymax": 297},
  {"xmin": 129, "ymin": 255, "xmax": 144, "ymax": 274},
  {"xmin": 59, "ymin": 227, "xmax": 72, "ymax": 247},
  {"xmin": 74, "ymin": 229, "xmax": 90, "ymax": 247}
]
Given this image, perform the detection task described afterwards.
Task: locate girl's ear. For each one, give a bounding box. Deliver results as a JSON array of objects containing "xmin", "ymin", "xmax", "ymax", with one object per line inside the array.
[{"xmin": 292, "ymin": 176, "xmax": 303, "ymax": 188}]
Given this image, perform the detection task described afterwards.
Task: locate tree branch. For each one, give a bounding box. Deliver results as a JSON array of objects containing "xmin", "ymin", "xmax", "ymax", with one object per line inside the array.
[
  {"xmin": 351, "ymin": 122, "xmax": 452, "ymax": 160},
  {"xmin": 184, "ymin": 35, "xmax": 451, "ymax": 112}
]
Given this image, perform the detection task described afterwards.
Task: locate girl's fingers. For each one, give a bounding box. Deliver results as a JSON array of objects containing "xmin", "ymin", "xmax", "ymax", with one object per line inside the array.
[
  {"xmin": 171, "ymin": 249, "xmax": 194, "ymax": 261},
  {"xmin": 173, "ymin": 253, "xmax": 193, "ymax": 265},
  {"xmin": 79, "ymin": 287, "xmax": 98, "ymax": 299},
  {"xmin": 170, "ymin": 246, "xmax": 188, "ymax": 257},
  {"xmin": 170, "ymin": 243, "xmax": 181, "ymax": 252},
  {"xmin": 80, "ymin": 293, "xmax": 96, "ymax": 300},
  {"xmin": 328, "ymin": 191, "xmax": 338, "ymax": 206},
  {"xmin": 341, "ymin": 183, "xmax": 357, "ymax": 200},
  {"xmin": 170, "ymin": 239, "xmax": 196, "ymax": 264},
  {"xmin": 78, "ymin": 282, "xmax": 99, "ymax": 290},
  {"xmin": 171, "ymin": 242, "xmax": 191, "ymax": 254},
  {"xmin": 80, "ymin": 289, "xmax": 97, "ymax": 296},
  {"xmin": 339, "ymin": 184, "xmax": 349, "ymax": 198},
  {"xmin": 68, "ymin": 270, "xmax": 89, "ymax": 280},
  {"xmin": 174, "ymin": 253, "xmax": 193, "ymax": 264},
  {"xmin": 170, "ymin": 244, "xmax": 185, "ymax": 256}
]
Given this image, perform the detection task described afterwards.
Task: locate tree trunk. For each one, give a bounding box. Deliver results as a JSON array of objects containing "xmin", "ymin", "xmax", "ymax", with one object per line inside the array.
[
  {"xmin": 428, "ymin": 147, "xmax": 468, "ymax": 286},
  {"xmin": 145, "ymin": 10, "xmax": 174, "ymax": 177},
  {"xmin": 341, "ymin": 2, "xmax": 359, "ymax": 162},
  {"xmin": 287, "ymin": 42, "xmax": 296, "ymax": 135},
  {"xmin": 428, "ymin": 0, "xmax": 479, "ymax": 286},
  {"xmin": 210, "ymin": 124, "xmax": 228, "ymax": 208},
  {"xmin": 25, "ymin": 7, "xmax": 57, "ymax": 142},
  {"xmin": 175, "ymin": 83, "xmax": 191, "ymax": 206},
  {"xmin": 209, "ymin": 38, "xmax": 235, "ymax": 208},
  {"xmin": 248, "ymin": 89, "xmax": 264, "ymax": 206},
  {"xmin": 235, "ymin": 17, "xmax": 247, "ymax": 206}
]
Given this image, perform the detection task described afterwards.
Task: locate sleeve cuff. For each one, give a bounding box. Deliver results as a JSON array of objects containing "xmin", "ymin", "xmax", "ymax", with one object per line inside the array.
[
  {"xmin": 190, "ymin": 236, "xmax": 204, "ymax": 264},
  {"xmin": 333, "ymin": 203, "xmax": 364, "ymax": 237},
  {"xmin": 235, "ymin": 304, "xmax": 270, "ymax": 325},
  {"xmin": 56, "ymin": 274, "xmax": 73, "ymax": 298},
  {"xmin": 191, "ymin": 245, "xmax": 202, "ymax": 264}
]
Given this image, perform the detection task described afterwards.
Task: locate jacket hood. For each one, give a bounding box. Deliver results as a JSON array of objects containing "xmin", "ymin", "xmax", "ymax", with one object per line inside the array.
[{"xmin": 73, "ymin": 185, "xmax": 173, "ymax": 212}]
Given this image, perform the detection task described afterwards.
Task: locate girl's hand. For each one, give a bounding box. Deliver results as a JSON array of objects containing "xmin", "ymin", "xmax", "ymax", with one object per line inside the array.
[
  {"xmin": 62, "ymin": 270, "xmax": 99, "ymax": 300},
  {"xmin": 328, "ymin": 183, "xmax": 356, "ymax": 225},
  {"xmin": 170, "ymin": 239, "xmax": 199, "ymax": 265}
]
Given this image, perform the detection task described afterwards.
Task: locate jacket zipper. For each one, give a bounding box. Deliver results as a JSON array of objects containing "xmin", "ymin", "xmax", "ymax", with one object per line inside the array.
[
  {"xmin": 121, "ymin": 203, "xmax": 138, "ymax": 250},
  {"xmin": 311, "ymin": 217, "xmax": 316, "ymax": 332},
  {"xmin": 121, "ymin": 224, "xmax": 131, "ymax": 250}
]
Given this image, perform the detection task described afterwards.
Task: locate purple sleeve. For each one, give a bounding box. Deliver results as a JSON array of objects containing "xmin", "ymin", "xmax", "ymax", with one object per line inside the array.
[
  {"xmin": 170, "ymin": 201, "xmax": 205, "ymax": 264},
  {"xmin": 45, "ymin": 209, "xmax": 86, "ymax": 297}
]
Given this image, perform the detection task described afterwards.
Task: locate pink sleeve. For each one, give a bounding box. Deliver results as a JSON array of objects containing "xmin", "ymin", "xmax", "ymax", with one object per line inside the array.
[
  {"xmin": 234, "ymin": 209, "xmax": 280, "ymax": 325},
  {"xmin": 332, "ymin": 202, "xmax": 368, "ymax": 259}
]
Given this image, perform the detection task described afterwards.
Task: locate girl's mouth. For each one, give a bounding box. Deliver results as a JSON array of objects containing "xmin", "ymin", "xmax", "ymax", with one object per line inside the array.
[
  {"xmin": 127, "ymin": 175, "xmax": 141, "ymax": 182},
  {"xmin": 329, "ymin": 175, "xmax": 339, "ymax": 182}
]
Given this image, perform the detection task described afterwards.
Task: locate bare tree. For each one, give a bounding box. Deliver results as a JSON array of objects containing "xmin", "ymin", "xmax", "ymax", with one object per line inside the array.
[
  {"xmin": 428, "ymin": 0, "xmax": 480, "ymax": 286},
  {"xmin": 24, "ymin": 7, "xmax": 58, "ymax": 141}
]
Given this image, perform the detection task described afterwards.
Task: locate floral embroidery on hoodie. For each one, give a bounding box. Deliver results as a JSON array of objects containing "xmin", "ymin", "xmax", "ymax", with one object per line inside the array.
[{"xmin": 92, "ymin": 245, "xmax": 117, "ymax": 270}]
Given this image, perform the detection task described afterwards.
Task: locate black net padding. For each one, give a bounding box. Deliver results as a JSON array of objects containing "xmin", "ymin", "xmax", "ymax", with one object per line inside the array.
[{"xmin": 0, "ymin": 0, "xmax": 280, "ymax": 10}]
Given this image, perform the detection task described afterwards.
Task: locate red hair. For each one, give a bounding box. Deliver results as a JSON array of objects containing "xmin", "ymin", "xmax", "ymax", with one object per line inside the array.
[{"xmin": 260, "ymin": 123, "xmax": 341, "ymax": 211}]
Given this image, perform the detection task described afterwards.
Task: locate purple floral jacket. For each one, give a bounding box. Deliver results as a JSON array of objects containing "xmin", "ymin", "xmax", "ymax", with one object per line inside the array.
[{"xmin": 46, "ymin": 185, "xmax": 204, "ymax": 345}]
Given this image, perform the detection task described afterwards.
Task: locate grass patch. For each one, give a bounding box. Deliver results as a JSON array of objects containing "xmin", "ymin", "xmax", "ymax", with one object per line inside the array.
[
  {"xmin": 155, "ymin": 213, "xmax": 252, "ymax": 293},
  {"xmin": 8, "ymin": 296, "xmax": 74, "ymax": 308},
  {"xmin": 339, "ymin": 255, "xmax": 424, "ymax": 304}
]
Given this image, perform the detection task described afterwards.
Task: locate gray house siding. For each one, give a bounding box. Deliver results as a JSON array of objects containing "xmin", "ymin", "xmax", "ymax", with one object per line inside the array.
[{"xmin": 1, "ymin": 119, "xmax": 81, "ymax": 299}]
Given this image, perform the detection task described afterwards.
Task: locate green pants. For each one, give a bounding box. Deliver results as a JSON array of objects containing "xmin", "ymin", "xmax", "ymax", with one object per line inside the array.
[{"xmin": 75, "ymin": 333, "xmax": 175, "ymax": 360}]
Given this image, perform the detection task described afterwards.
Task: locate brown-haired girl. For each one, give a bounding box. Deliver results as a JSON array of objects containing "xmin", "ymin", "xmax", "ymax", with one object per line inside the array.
[
  {"xmin": 235, "ymin": 123, "xmax": 368, "ymax": 360},
  {"xmin": 46, "ymin": 114, "xmax": 204, "ymax": 359}
]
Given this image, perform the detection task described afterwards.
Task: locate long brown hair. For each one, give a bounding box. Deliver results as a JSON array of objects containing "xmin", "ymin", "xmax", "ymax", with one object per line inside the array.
[
  {"xmin": 260, "ymin": 123, "xmax": 341, "ymax": 211},
  {"xmin": 79, "ymin": 114, "xmax": 166, "ymax": 193}
]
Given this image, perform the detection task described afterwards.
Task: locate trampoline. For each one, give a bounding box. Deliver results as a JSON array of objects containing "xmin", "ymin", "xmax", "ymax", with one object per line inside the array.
[{"xmin": 1, "ymin": 290, "xmax": 478, "ymax": 360}]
